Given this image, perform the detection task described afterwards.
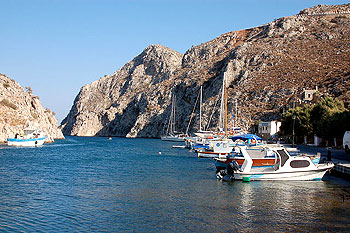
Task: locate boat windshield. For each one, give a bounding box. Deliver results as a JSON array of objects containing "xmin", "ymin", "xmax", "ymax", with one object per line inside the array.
[
  {"xmin": 24, "ymin": 130, "xmax": 35, "ymax": 135},
  {"xmin": 277, "ymin": 150, "xmax": 289, "ymax": 167}
]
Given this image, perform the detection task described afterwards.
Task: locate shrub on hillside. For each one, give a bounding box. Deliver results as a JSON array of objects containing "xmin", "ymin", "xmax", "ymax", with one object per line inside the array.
[
  {"xmin": 0, "ymin": 99, "xmax": 18, "ymax": 110},
  {"xmin": 3, "ymin": 82, "xmax": 10, "ymax": 88}
]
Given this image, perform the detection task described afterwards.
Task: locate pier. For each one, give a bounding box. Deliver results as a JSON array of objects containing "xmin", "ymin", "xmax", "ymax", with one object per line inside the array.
[{"xmin": 332, "ymin": 159, "xmax": 350, "ymax": 180}]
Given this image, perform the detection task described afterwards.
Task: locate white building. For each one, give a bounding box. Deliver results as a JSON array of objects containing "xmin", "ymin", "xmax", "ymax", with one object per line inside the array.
[
  {"xmin": 302, "ymin": 86, "xmax": 318, "ymax": 102},
  {"xmin": 258, "ymin": 121, "xmax": 281, "ymax": 140}
]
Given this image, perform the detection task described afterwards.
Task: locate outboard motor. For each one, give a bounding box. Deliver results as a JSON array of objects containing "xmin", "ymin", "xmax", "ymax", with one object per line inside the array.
[
  {"xmin": 227, "ymin": 161, "xmax": 241, "ymax": 175},
  {"xmin": 216, "ymin": 161, "xmax": 240, "ymax": 182}
]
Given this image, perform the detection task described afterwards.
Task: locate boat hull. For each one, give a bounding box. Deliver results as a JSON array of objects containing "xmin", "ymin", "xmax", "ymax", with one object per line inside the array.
[
  {"xmin": 161, "ymin": 136, "xmax": 185, "ymax": 142},
  {"xmin": 7, "ymin": 137, "xmax": 46, "ymax": 147},
  {"xmin": 215, "ymin": 157, "xmax": 277, "ymax": 168},
  {"xmin": 233, "ymin": 165, "xmax": 333, "ymax": 181},
  {"xmin": 198, "ymin": 151, "xmax": 224, "ymax": 158}
]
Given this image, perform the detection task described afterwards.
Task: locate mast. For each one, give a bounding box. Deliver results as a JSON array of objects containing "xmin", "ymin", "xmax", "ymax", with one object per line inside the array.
[
  {"xmin": 225, "ymin": 85, "xmax": 228, "ymax": 135},
  {"xmin": 185, "ymin": 90, "xmax": 201, "ymax": 135},
  {"xmin": 219, "ymin": 75, "xmax": 225, "ymax": 131},
  {"xmin": 199, "ymin": 86, "xmax": 202, "ymax": 132},
  {"xmin": 235, "ymin": 99, "xmax": 238, "ymax": 128},
  {"xmin": 173, "ymin": 95, "xmax": 176, "ymax": 134}
]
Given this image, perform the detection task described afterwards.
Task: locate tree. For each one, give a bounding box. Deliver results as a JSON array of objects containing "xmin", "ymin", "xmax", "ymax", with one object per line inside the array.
[
  {"xmin": 280, "ymin": 105, "xmax": 313, "ymax": 143},
  {"xmin": 310, "ymin": 96, "xmax": 346, "ymax": 141},
  {"xmin": 280, "ymin": 96, "xmax": 349, "ymax": 145}
]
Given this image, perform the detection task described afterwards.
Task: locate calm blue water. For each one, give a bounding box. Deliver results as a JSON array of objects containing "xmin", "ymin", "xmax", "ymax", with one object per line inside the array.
[{"xmin": 0, "ymin": 136, "xmax": 350, "ymax": 232}]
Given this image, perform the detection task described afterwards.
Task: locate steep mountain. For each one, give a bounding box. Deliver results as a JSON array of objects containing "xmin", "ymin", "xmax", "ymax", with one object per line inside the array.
[
  {"xmin": 61, "ymin": 4, "xmax": 350, "ymax": 137},
  {"xmin": 0, "ymin": 74, "xmax": 64, "ymax": 142}
]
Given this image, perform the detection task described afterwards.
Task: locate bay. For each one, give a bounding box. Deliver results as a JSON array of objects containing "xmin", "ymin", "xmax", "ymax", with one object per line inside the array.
[{"xmin": 0, "ymin": 136, "xmax": 349, "ymax": 232}]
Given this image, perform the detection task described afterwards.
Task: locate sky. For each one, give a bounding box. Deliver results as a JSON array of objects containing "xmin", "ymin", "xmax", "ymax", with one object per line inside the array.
[{"xmin": 1, "ymin": 0, "xmax": 349, "ymax": 123}]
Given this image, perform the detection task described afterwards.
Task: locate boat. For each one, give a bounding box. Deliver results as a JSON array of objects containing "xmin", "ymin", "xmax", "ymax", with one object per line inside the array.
[
  {"xmin": 214, "ymin": 145, "xmax": 277, "ymax": 168},
  {"xmin": 197, "ymin": 133, "xmax": 264, "ymax": 158},
  {"xmin": 161, "ymin": 134, "xmax": 185, "ymax": 142},
  {"xmin": 229, "ymin": 133, "xmax": 263, "ymax": 146},
  {"xmin": 197, "ymin": 138, "xmax": 233, "ymax": 158},
  {"xmin": 216, "ymin": 145, "xmax": 334, "ymax": 181},
  {"xmin": 161, "ymin": 94, "xmax": 185, "ymax": 142},
  {"xmin": 7, "ymin": 129, "xmax": 46, "ymax": 147},
  {"xmin": 172, "ymin": 145, "xmax": 186, "ymax": 149}
]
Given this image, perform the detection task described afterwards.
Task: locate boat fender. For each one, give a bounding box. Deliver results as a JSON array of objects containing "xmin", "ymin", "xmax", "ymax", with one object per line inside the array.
[
  {"xmin": 242, "ymin": 177, "xmax": 251, "ymax": 182},
  {"xmin": 35, "ymin": 141, "xmax": 38, "ymax": 146}
]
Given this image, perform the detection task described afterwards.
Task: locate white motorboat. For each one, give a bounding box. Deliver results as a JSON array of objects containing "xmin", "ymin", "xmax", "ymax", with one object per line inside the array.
[
  {"xmin": 7, "ymin": 129, "xmax": 46, "ymax": 147},
  {"xmin": 217, "ymin": 146, "xmax": 334, "ymax": 181},
  {"xmin": 161, "ymin": 134, "xmax": 185, "ymax": 142},
  {"xmin": 197, "ymin": 139, "xmax": 233, "ymax": 158}
]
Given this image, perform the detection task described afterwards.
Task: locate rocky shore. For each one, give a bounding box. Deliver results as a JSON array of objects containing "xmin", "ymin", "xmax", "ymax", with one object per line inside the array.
[{"xmin": 0, "ymin": 74, "xmax": 64, "ymax": 143}]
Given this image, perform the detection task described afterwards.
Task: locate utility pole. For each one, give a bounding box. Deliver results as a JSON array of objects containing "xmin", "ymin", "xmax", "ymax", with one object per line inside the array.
[{"xmin": 292, "ymin": 115, "xmax": 296, "ymax": 147}]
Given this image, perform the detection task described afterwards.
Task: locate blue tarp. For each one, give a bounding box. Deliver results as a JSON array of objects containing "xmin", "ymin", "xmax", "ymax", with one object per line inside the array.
[{"xmin": 229, "ymin": 133, "xmax": 262, "ymax": 141}]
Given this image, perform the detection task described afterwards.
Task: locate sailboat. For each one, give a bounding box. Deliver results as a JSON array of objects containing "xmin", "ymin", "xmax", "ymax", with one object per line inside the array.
[
  {"xmin": 183, "ymin": 85, "xmax": 221, "ymax": 148},
  {"xmin": 161, "ymin": 94, "xmax": 185, "ymax": 142}
]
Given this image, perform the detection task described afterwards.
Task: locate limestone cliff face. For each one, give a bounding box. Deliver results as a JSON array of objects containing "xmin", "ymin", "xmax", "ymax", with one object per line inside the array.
[
  {"xmin": 61, "ymin": 45, "xmax": 184, "ymax": 137},
  {"xmin": 0, "ymin": 74, "xmax": 64, "ymax": 142},
  {"xmin": 62, "ymin": 4, "xmax": 350, "ymax": 137}
]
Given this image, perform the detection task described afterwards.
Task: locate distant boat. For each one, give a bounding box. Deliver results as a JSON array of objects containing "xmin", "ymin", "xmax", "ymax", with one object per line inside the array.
[
  {"xmin": 161, "ymin": 134, "xmax": 185, "ymax": 142},
  {"xmin": 196, "ymin": 134, "xmax": 264, "ymax": 158},
  {"xmin": 161, "ymin": 94, "xmax": 185, "ymax": 142},
  {"xmin": 7, "ymin": 129, "xmax": 46, "ymax": 147}
]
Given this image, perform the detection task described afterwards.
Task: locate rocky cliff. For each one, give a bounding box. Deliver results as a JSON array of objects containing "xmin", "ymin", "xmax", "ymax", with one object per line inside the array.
[
  {"xmin": 61, "ymin": 4, "xmax": 350, "ymax": 137},
  {"xmin": 0, "ymin": 74, "xmax": 64, "ymax": 142}
]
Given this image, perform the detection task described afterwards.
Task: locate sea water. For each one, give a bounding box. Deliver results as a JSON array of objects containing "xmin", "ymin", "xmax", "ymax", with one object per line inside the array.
[{"xmin": 0, "ymin": 136, "xmax": 349, "ymax": 232}]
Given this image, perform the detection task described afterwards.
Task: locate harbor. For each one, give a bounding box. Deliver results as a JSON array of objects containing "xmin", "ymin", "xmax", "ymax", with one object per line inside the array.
[
  {"xmin": 171, "ymin": 133, "xmax": 350, "ymax": 181},
  {"xmin": 1, "ymin": 1, "xmax": 350, "ymax": 232},
  {"xmin": 0, "ymin": 137, "xmax": 350, "ymax": 232}
]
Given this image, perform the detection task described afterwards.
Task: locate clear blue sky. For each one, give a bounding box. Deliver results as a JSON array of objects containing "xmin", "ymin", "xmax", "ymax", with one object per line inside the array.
[{"xmin": 1, "ymin": 0, "xmax": 348, "ymax": 123}]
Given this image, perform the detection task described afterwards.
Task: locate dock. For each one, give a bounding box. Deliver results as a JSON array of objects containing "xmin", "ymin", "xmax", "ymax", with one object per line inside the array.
[{"xmin": 332, "ymin": 159, "xmax": 350, "ymax": 180}]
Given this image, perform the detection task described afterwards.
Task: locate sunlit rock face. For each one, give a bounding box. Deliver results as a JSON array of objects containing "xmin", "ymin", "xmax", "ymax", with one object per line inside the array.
[
  {"xmin": 61, "ymin": 4, "xmax": 350, "ymax": 137},
  {"xmin": 0, "ymin": 74, "xmax": 64, "ymax": 143}
]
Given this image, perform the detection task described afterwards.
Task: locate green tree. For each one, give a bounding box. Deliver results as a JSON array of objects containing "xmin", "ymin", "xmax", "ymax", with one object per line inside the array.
[
  {"xmin": 280, "ymin": 105, "xmax": 313, "ymax": 143},
  {"xmin": 310, "ymin": 96, "xmax": 346, "ymax": 141}
]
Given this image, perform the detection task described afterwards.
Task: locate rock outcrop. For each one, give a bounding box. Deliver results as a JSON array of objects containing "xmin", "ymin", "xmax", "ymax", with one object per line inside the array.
[
  {"xmin": 61, "ymin": 4, "xmax": 350, "ymax": 137},
  {"xmin": 0, "ymin": 74, "xmax": 64, "ymax": 143}
]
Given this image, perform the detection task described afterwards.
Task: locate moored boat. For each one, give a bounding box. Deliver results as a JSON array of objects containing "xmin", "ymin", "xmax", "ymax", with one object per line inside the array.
[
  {"xmin": 7, "ymin": 129, "xmax": 46, "ymax": 147},
  {"xmin": 161, "ymin": 134, "xmax": 185, "ymax": 142},
  {"xmin": 216, "ymin": 146, "xmax": 334, "ymax": 181},
  {"xmin": 161, "ymin": 94, "xmax": 185, "ymax": 142},
  {"xmin": 214, "ymin": 145, "xmax": 277, "ymax": 170}
]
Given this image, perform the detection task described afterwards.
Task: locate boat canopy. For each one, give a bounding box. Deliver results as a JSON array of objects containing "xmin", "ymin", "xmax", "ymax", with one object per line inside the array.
[{"xmin": 229, "ymin": 134, "xmax": 262, "ymax": 141}]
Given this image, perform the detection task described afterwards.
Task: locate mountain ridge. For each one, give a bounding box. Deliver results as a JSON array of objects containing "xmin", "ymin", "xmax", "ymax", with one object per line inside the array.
[{"xmin": 61, "ymin": 3, "xmax": 350, "ymax": 137}]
